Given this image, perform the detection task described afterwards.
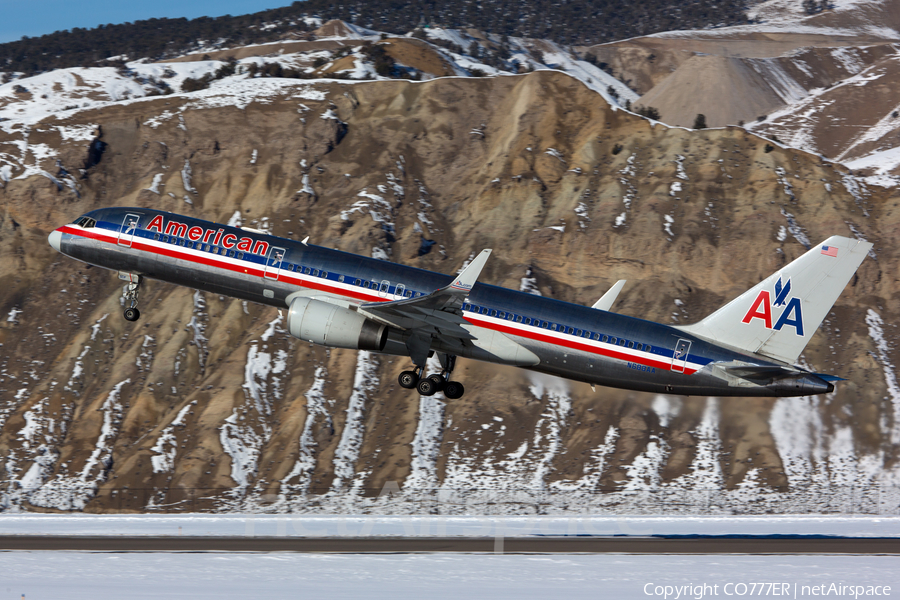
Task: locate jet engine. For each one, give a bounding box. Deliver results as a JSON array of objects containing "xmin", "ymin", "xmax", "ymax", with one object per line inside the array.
[{"xmin": 286, "ymin": 297, "xmax": 388, "ymax": 351}]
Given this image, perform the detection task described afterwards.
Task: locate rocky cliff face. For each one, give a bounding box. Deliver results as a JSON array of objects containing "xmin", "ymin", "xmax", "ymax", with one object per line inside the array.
[{"xmin": 0, "ymin": 69, "xmax": 898, "ymax": 514}]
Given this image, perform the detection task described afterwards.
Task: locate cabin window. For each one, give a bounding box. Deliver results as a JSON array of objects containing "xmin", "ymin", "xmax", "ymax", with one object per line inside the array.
[
  {"xmin": 311, "ymin": 269, "xmax": 318, "ymax": 277},
  {"xmin": 542, "ymin": 322, "xmax": 549, "ymax": 329},
  {"xmin": 380, "ymin": 281, "xmax": 390, "ymax": 293},
  {"xmin": 645, "ymin": 346, "xmax": 652, "ymax": 353},
  {"xmin": 355, "ymin": 279, "xmax": 361, "ymax": 286},
  {"xmin": 575, "ymin": 329, "xmax": 582, "ymax": 336},
  {"xmin": 507, "ymin": 313, "xmax": 514, "ymax": 321},
  {"xmin": 153, "ymin": 233, "xmax": 159, "ymax": 241},
  {"xmin": 321, "ymin": 271, "xmax": 328, "ymax": 279},
  {"xmin": 608, "ymin": 336, "xmax": 615, "ymax": 344},
  {"xmin": 618, "ymin": 339, "xmax": 626, "ymax": 346},
  {"xmin": 550, "ymin": 323, "xmax": 557, "ymax": 331},
  {"xmin": 362, "ymin": 281, "xmax": 370, "ymax": 288},
  {"xmin": 489, "ymin": 309, "xmax": 497, "ymax": 317},
  {"xmin": 592, "ymin": 333, "xmax": 600, "ymax": 341},
  {"xmin": 515, "ymin": 315, "xmax": 522, "ymax": 323},
  {"xmin": 338, "ymin": 275, "xmax": 345, "ymax": 283},
  {"xmin": 404, "ymin": 290, "xmax": 412, "ymax": 298},
  {"xmin": 566, "ymin": 327, "xmax": 574, "ymax": 334},
  {"xmin": 237, "ymin": 252, "xmax": 244, "ymax": 259},
  {"xmin": 523, "ymin": 317, "xmax": 531, "ymax": 325},
  {"xmin": 628, "ymin": 341, "xmax": 634, "ymax": 349}
]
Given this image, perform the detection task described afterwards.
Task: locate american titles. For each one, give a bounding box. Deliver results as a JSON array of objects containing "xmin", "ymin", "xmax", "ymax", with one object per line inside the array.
[{"xmin": 146, "ymin": 215, "xmax": 269, "ymax": 256}]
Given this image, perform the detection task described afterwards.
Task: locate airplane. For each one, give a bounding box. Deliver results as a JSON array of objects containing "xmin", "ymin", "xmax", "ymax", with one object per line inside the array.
[{"xmin": 48, "ymin": 207, "xmax": 872, "ymax": 399}]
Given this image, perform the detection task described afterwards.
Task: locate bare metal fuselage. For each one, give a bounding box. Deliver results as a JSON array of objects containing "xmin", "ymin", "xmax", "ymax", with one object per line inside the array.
[{"xmin": 52, "ymin": 207, "xmax": 833, "ymax": 397}]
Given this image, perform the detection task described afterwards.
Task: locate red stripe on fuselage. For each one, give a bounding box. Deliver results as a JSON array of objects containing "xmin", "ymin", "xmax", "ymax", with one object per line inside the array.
[
  {"xmin": 60, "ymin": 224, "xmax": 694, "ymax": 375},
  {"xmin": 465, "ymin": 315, "xmax": 692, "ymax": 374}
]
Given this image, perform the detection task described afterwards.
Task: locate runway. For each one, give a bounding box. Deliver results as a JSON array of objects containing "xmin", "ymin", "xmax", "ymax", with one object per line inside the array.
[{"xmin": 0, "ymin": 535, "xmax": 897, "ymax": 554}]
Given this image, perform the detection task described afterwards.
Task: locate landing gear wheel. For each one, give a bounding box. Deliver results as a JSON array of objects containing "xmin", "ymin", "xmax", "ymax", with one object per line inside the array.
[
  {"xmin": 417, "ymin": 377, "xmax": 437, "ymax": 396},
  {"xmin": 443, "ymin": 381, "xmax": 465, "ymax": 399},
  {"xmin": 398, "ymin": 370, "xmax": 420, "ymax": 389},
  {"xmin": 121, "ymin": 275, "xmax": 143, "ymax": 322},
  {"xmin": 427, "ymin": 373, "xmax": 445, "ymax": 391}
]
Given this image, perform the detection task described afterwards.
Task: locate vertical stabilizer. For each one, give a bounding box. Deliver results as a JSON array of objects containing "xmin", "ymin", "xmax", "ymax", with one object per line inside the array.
[{"xmin": 678, "ymin": 236, "xmax": 872, "ymax": 364}]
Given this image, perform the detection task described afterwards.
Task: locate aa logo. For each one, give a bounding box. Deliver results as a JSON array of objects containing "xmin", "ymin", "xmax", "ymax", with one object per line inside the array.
[{"xmin": 741, "ymin": 276, "xmax": 804, "ymax": 336}]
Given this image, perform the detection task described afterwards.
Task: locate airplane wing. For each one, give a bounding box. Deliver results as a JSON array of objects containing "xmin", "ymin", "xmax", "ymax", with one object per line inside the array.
[{"xmin": 356, "ymin": 249, "xmax": 492, "ymax": 341}]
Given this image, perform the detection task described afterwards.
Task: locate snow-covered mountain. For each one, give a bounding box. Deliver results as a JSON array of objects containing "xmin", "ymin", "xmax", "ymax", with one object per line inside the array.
[
  {"xmin": 0, "ymin": 17, "xmax": 898, "ymax": 515},
  {"xmin": 584, "ymin": 0, "xmax": 900, "ymax": 178}
]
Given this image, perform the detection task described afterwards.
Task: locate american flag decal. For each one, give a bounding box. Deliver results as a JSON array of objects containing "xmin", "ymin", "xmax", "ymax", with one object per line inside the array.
[{"xmin": 821, "ymin": 245, "xmax": 838, "ymax": 257}]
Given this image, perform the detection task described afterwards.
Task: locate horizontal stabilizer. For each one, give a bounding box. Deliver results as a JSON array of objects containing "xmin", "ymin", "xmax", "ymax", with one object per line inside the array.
[
  {"xmin": 592, "ymin": 280, "xmax": 626, "ymax": 311},
  {"xmin": 815, "ymin": 374, "xmax": 846, "ymax": 382},
  {"xmin": 724, "ymin": 364, "xmax": 796, "ymax": 380}
]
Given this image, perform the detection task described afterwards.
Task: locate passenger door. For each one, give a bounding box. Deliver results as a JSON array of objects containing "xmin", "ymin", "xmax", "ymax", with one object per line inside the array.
[
  {"xmin": 117, "ymin": 213, "xmax": 141, "ymax": 247},
  {"xmin": 671, "ymin": 339, "xmax": 692, "ymax": 373},
  {"xmin": 264, "ymin": 246, "xmax": 286, "ymax": 280}
]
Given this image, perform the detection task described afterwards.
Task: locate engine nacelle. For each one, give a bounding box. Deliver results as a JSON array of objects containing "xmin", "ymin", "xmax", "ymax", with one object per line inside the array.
[{"xmin": 286, "ymin": 297, "xmax": 387, "ymax": 351}]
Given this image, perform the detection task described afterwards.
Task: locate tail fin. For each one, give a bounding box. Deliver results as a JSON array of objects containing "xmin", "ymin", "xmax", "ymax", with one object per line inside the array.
[{"xmin": 679, "ymin": 236, "xmax": 872, "ymax": 364}]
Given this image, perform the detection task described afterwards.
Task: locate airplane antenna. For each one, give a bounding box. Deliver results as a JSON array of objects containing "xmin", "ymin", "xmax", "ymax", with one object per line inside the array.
[{"xmin": 301, "ymin": 236, "xmax": 309, "ymax": 246}]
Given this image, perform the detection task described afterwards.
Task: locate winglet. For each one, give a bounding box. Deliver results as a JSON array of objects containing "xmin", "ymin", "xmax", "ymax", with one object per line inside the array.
[
  {"xmin": 592, "ymin": 280, "xmax": 626, "ymax": 311},
  {"xmin": 449, "ymin": 249, "xmax": 492, "ymax": 293}
]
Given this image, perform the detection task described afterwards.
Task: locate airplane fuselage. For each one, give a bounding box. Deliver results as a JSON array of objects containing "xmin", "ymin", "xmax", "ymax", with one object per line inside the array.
[{"xmin": 50, "ymin": 207, "xmax": 833, "ymax": 397}]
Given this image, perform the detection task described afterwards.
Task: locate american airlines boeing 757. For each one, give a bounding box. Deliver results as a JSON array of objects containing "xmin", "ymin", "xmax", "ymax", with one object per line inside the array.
[{"xmin": 49, "ymin": 207, "xmax": 872, "ymax": 399}]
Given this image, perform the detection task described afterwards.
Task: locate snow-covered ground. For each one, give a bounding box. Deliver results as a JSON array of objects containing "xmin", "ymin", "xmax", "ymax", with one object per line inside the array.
[
  {"xmin": 0, "ymin": 552, "xmax": 896, "ymax": 600},
  {"xmin": 1, "ymin": 514, "xmax": 899, "ymax": 538}
]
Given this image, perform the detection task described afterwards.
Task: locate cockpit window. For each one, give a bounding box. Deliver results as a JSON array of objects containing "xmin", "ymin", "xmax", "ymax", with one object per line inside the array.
[{"xmin": 71, "ymin": 216, "xmax": 96, "ymax": 228}]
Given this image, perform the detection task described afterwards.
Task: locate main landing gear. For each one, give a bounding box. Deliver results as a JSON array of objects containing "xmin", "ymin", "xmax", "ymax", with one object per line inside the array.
[
  {"xmin": 122, "ymin": 274, "xmax": 143, "ymax": 322},
  {"xmin": 398, "ymin": 354, "xmax": 465, "ymax": 399}
]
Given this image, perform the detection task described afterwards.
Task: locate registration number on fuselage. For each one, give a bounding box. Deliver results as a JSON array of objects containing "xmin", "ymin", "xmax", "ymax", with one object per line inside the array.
[{"xmin": 628, "ymin": 362, "xmax": 656, "ymax": 373}]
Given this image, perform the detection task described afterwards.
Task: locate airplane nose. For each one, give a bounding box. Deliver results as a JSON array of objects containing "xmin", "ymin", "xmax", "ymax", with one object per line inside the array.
[{"xmin": 48, "ymin": 229, "xmax": 62, "ymax": 252}]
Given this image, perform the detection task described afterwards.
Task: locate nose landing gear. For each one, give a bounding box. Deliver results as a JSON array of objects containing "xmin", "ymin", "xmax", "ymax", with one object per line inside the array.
[
  {"xmin": 398, "ymin": 354, "xmax": 465, "ymax": 399},
  {"xmin": 121, "ymin": 273, "xmax": 142, "ymax": 322}
]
